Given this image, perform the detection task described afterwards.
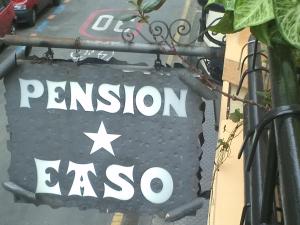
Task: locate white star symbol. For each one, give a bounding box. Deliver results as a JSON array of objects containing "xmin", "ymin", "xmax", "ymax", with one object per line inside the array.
[{"xmin": 84, "ymin": 122, "xmax": 121, "ymax": 156}]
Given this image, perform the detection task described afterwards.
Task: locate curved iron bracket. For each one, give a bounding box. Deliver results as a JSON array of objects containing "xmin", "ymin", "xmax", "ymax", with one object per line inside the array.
[
  {"xmin": 238, "ymin": 128, "xmax": 255, "ymax": 159},
  {"xmin": 236, "ymin": 66, "xmax": 270, "ymax": 96},
  {"xmin": 121, "ymin": 18, "xmax": 225, "ymax": 47},
  {"xmin": 244, "ymin": 104, "xmax": 300, "ymax": 171},
  {"xmin": 239, "ymin": 51, "xmax": 268, "ymax": 77}
]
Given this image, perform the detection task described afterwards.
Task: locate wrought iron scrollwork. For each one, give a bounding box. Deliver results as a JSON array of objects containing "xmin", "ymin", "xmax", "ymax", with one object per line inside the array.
[
  {"xmin": 169, "ymin": 19, "xmax": 192, "ymax": 44},
  {"xmin": 204, "ymin": 31, "xmax": 226, "ymax": 47},
  {"xmin": 121, "ymin": 28, "xmax": 136, "ymax": 43},
  {"xmin": 149, "ymin": 20, "xmax": 170, "ymax": 44},
  {"xmin": 121, "ymin": 19, "xmax": 193, "ymax": 45},
  {"xmin": 120, "ymin": 16, "xmax": 226, "ymax": 82},
  {"xmin": 121, "ymin": 18, "xmax": 225, "ymax": 47},
  {"xmin": 202, "ymin": 17, "xmax": 226, "ymax": 47}
]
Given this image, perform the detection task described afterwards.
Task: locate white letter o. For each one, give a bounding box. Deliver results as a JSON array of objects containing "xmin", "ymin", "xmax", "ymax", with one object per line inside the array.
[
  {"xmin": 136, "ymin": 86, "xmax": 161, "ymax": 116},
  {"xmin": 140, "ymin": 167, "xmax": 173, "ymax": 204}
]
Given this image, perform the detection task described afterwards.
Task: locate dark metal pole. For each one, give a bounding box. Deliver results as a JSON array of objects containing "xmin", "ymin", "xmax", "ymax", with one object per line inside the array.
[
  {"xmin": 0, "ymin": 35, "xmax": 223, "ymax": 58},
  {"xmin": 269, "ymin": 44, "xmax": 300, "ymax": 225},
  {"xmin": 243, "ymin": 99, "xmax": 252, "ymax": 225},
  {"xmin": 246, "ymin": 37, "xmax": 268, "ymax": 225},
  {"xmin": 260, "ymin": 125, "xmax": 277, "ymax": 223}
]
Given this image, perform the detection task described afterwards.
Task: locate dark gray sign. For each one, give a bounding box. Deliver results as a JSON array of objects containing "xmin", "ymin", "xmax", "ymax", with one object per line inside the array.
[{"xmin": 4, "ymin": 61, "xmax": 206, "ymax": 214}]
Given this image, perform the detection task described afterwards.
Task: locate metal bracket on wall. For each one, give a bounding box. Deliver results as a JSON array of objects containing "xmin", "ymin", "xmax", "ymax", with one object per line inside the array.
[
  {"xmin": 236, "ymin": 66, "xmax": 270, "ymax": 96},
  {"xmin": 236, "ymin": 39, "xmax": 270, "ymax": 96},
  {"xmin": 240, "ymin": 104, "xmax": 300, "ymax": 171}
]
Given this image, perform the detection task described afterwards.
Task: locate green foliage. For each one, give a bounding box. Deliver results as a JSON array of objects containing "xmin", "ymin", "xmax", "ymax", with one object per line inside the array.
[
  {"xmin": 209, "ymin": 12, "xmax": 236, "ymax": 34},
  {"xmin": 141, "ymin": 0, "xmax": 166, "ymax": 13},
  {"xmin": 273, "ymin": 0, "xmax": 300, "ymax": 49},
  {"xmin": 206, "ymin": 0, "xmax": 300, "ymax": 51},
  {"xmin": 256, "ymin": 90, "xmax": 272, "ymax": 107},
  {"xmin": 206, "ymin": 0, "xmax": 236, "ymax": 11},
  {"xmin": 250, "ymin": 23, "xmax": 272, "ymax": 46},
  {"xmin": 120, "ymin": 14, "xmax": 139, "ymax": 21},
  {"xmin": 128, "ymin": 0, "xmax": 138, "ymax": 7},
  {"xmin": 234, "ymin": 0, "xmax": 274, "ymax": 30},
  {"xmin": 137, "ymin": 0, "xmax": 143, "ymax": 6},
  {"xmin": 217, "ymin": 139, "xmax": 230, "ymax": 150},
  {"xmin": 229, "ymin": 109, "xmax": 243, "ymax": 123},
  {"xmin": 123, "ymin": 0, "xmax": 166, "ymax": 23}
]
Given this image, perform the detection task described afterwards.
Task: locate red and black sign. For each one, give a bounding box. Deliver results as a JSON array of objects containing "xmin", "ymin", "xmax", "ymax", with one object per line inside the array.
[{"xmin": 4, "ymin": 61, "xmax": 209, "ymax": 214}]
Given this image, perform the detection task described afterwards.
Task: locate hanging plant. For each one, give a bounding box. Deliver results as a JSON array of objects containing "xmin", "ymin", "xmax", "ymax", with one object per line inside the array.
[{"xmin": 207, "ymin": 0, "xmax": 300, "ymax": 67}]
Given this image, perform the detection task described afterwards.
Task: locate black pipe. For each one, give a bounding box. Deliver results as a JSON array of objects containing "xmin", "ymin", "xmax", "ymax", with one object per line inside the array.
[
  {"xmin": 269, "ymin": 43, "xmax": 300, "ymax": 225},
  {"xmin": 246, "ymin": 37, "xmax": 268, "ymax": 225},
  {"xmin": 246, "ymin": 105, "xmax": 300, "ymax": 171},
  {"xmin": 261, "ymin": 125, "xmax": 277, "ymax": 223},
  {"xmin": 243, "ymin": 99, "xmax": 252, "ymax": 225},
  {"xmin": 236, "ymin": 67, "xmax": 269, "ymax": 96}
]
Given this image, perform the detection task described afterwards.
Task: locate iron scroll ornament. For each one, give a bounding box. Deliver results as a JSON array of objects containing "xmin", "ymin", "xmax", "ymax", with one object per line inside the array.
[
  {"xmin": 121, "ymin": 18, "xmax": 226, "ymax": 47},
  {"xmin": 121, "ymin": 18, "xmax": 226, "ymax": 84}
]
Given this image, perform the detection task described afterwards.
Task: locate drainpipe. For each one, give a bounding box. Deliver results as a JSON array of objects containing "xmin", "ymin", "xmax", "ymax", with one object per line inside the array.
[{"xmin": 269, "ymin": 43, "xmax": 300, "ymax": 225}]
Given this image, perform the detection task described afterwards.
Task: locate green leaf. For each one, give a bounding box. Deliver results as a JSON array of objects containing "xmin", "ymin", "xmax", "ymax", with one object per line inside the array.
[
  {"xmin": 267, "ymin": 21, "xmax": 289, "ymax": 46},
  {"xmin": 141, "ymin": 0, "xmax": 164, "ymax": 13},
  {"xmin": 250, "ymin": 23, "xmax": 272, "ymax": 46},
  {"xmin": 206, "ymin": 0, "xmax": 236, "ymax": 11},
  {"xmin": 273, "ymin": 0, "xmax": 300, "ymax": 49},
  {"xmin": 229, "ymin": 109, "xmax": 243, "ymax": 123},
  {"xmin": 153, "ymin": 0, "xmax": 166, "ymax": 10},
  {"xmin": 128, "ymin": 0, "xmax": 138, "ymax": 7},
  {"xmin": 119, "ymin": 14, "xmax": 138, "ymax": 21},
  {"xmin": 209, "ymin": 12, "xmax": 236, "ymax": 34},
  {"xmin": 137, "ymin": 0, "xmax": 143, "ymax": 6},
  {"xmin": 234, "ymin": 0, "xmax": 275, "ymax": 30},
  {"xmin": 249, "ymin": 20, "xmax": 286, "ymax": 47},
  {"xmin": 256, "ymin": 90, "xmax": 272, "ymax": 106}
]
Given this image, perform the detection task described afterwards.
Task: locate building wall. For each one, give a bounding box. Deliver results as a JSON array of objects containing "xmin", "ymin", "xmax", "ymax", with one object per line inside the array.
[{"xmin": 208, "ymin": 29, "xmax": 251, "ymax": 225}]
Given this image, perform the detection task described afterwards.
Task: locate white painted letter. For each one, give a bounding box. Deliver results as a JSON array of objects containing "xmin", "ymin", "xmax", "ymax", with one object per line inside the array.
[
  {"xmin": 70, "ymin": 82, "xmax": 94, "ymax": 111},
  {"xmin": 123, "ymin": 85, "xmax": 135, "ymax": 114},
  {"xmin": 19, "ymin": 79, "xmax": 44, "ymax": 108},
  {"xmin": 92, "ymin": 15, "xmax": 114, "ymax": 31},
  {"xmin": 141, "ymin": 167, "xmax": 173, "ymax": 204},
  {"xmin": 34, "ymin": 158, "xmax": 61, "ymax": 195},
  {"xmin": 97, "ymin": 84, "xmax": 120, "ymax": 113},
  {"xmin": 104, "ymin": 165, "xmax": 134, "ymax": 201},
  {"xmin": 136, "ymin": 86, "xmax": 161, "ymax": 116},
  {"xmin": 163, "ymin": 88, "xmax": 187, "ymax": 117},
  {"xmin": 114, "ymin": 20, "xmax": 131, "ymax": 33},
  {"xmin": 67, "ymin": 162, "xmax": 97, "ymax": 197},
  {"xmin": 46, "ymin": 80, "xmax": 67, "ymax": 110}
]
